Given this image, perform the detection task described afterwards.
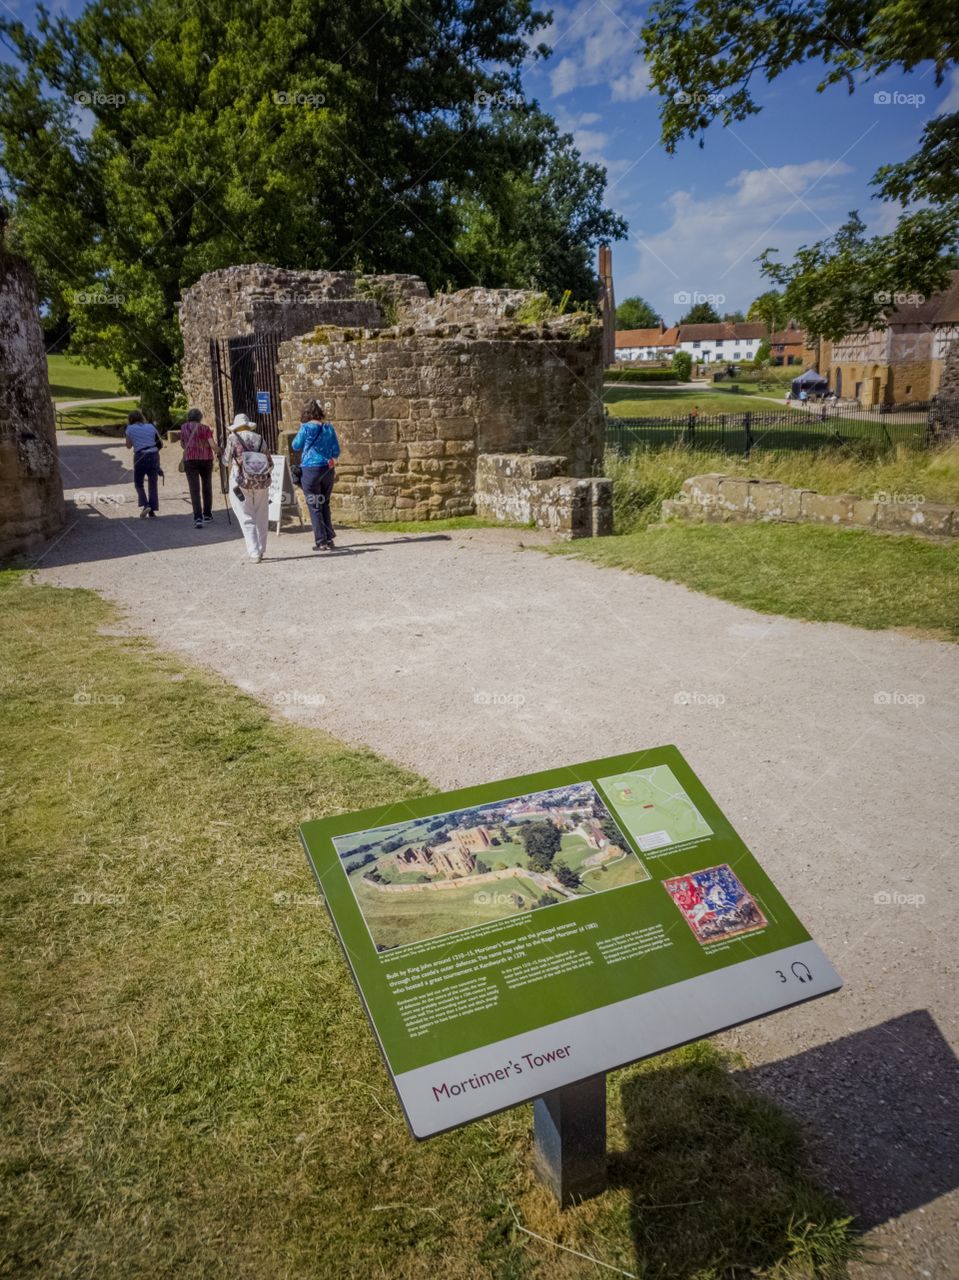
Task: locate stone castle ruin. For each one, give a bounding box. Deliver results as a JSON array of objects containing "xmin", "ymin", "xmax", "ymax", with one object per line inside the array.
[
  {"xmin": 179, "ymin": 265, "xmax": 612, "ymax": 536},
  {"xmin": 0, "ymin": 253, "xmax": 64, "ymax": 558}
]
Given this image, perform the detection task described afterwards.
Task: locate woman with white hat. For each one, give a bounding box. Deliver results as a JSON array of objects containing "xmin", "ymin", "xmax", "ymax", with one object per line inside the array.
[{"xmin": 222, "ymin": 413, "xmax": 273, "ymax": 562}]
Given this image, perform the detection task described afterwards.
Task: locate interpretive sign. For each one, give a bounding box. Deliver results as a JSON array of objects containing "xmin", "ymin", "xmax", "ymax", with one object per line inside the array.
[
  {"xmin": 268, "ymin": 455, "xmax": 301, "ymax": 533},
  {"xmin": 299, "ymin": 746, "xmax": 841, "ymax": 1138}
]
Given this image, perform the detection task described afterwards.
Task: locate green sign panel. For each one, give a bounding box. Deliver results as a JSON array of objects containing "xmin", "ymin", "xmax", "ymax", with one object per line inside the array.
[{"xmin": 300, "ymin": 746, "xmax": 840, "ymax": 1137}]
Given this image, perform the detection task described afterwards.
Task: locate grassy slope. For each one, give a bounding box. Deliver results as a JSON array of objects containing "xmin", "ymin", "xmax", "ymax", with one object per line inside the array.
[
  {"xmin": 555, "ymin": 522, "xmax": 959, "ymax": 639},
  {"xmin": 47, "ymin": 354, "xmax": 124, "ymax": 400},
  {"xmin": 0, "ymin": 573, "xmax": 858, "ymax": 1279}
]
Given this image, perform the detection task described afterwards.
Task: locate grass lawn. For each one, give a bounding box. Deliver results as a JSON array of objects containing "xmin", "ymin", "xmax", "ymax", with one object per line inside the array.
[
  {"xmin": 55, "ymin": 400, "xmax": 138, "ymax": 434},
  {"xmin": 0, "ymin": 571, "xmax": 859, "ymax": 1278},
  {"xmin": 603, "ymin": 386, "xmax": 776, "ymax": 418},
  {"xmin": 554, "ymin": 522, "xmax": 959, "ymax": 640},
  {"xmin": 47, "ymin": 354, "xmax": 124, "ymax": 400}
]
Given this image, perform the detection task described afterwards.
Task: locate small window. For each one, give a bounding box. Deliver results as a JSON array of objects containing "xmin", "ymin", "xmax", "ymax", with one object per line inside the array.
[
  {"xmin": 733, "ymin": 352, "xmax": 741, "ymax": 360},
  {"xmin": 715, "ymin": 338, "xmax": 724, "ymax": 346},
  {"xmin": 905, "ymin": 384, "xmax": 912, "ymax": 395},
  {"xmin": 692, "ymin": 341, "xmax": 701, "ymax": 349}
]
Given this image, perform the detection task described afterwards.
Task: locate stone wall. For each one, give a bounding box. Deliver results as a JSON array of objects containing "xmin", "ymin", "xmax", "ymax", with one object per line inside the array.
[
  {"xmin": 179, "ymin": 264, "xmax": 429, "ymax": 421},
  {"xmin": 0, "ymin": 253, "xmax": 64, "ymax": 558},
  {"xmin": 180, "ymin": 267, "xmax": 611, "ymax": 530},
  {"xmin": 276, "ymin": 309, "xmax": 605, "ymax": 523},
  {"xmin": 475, "ymin": 454, "xmax": 612, "ymax": 538},
  {"xmin": 662, "ymin": 474, "xmax": 956, "ymax": 538}
]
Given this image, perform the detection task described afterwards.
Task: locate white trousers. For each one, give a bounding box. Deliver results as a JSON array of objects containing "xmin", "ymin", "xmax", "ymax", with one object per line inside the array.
[{"xmin": 230, "ymin": 486, "xmax": 270, "ymax": 559}]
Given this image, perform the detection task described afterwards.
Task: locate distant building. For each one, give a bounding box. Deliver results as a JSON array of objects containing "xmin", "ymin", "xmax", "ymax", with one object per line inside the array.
[
  {"xmin": 769, "ymin": 325, "xmax": 816, "ymax": 367},
  {"xmin": 449, "ymin": 826, "xmax": 493, "ymax": 854},
  {"xmin": 615, "ymin": 325, "xmax": 679, "ymax": 363},
  {"xmin": 676, "ymin": 322, "xmax": 766, "ymax": 365},
  {"xmin": 390, "ymin": 842, "xmax": 477, "ymax": 877},
  {"xmin": 825, "ymin": 272, "xmax": 959, "ymax": 405}
]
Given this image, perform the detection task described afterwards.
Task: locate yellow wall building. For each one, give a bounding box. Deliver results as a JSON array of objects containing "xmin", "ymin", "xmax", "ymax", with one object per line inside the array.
[{"xmin": 826, "ymin": 273, "xmax": 959, "ymax": 406}]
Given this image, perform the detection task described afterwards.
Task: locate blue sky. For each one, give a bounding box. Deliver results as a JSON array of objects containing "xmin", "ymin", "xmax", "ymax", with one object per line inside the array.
[
  {"xmin": 4, "ymin": 0, "xmax": 955, "ymax": 321},
  {"xmin": 521, "ymin": 0, "xmax": 959, "ymax": 322}
]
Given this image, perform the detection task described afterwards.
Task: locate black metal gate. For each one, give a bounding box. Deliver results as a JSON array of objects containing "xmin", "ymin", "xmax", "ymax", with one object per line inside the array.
[{"xmin": 209, "ymin": 334, "xmax": 282, "ymax": 452}]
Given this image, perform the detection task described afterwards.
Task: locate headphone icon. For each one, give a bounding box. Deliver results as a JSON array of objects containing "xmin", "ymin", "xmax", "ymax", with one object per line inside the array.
[{"xmin": 791, "ymin": 961, "xmax": 813, "ymax": 983}]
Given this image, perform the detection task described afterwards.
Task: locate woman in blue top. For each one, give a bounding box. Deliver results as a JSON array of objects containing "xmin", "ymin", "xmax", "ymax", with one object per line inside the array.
[{"xmin": 292, "ymin": 400, "xmax": 341, "ymax": 551}]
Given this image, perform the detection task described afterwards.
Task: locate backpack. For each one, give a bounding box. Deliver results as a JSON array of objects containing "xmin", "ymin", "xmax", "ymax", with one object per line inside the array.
[{"xmin": 235, "ymin": 432, "xmax": 271, "ymax": 489}]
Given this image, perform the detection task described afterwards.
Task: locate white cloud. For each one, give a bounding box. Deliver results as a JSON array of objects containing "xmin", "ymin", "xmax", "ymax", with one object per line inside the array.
[
  {"xmin": 550, "ymin": 56, "xmax": 581, "ymax": 96},
  {"xmin": 611, "ymin": 64, "xmax": 652, "ymax": 102},
  {"xmin": 544, "ymin": 0, "xmax": 647, "ymax": 100},
  {"xmin": 623, "ymin": 159, "xmax": 856, "ymax": 316}
]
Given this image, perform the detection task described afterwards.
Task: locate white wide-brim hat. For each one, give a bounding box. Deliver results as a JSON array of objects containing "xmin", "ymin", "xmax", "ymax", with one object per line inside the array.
[{"xmin": 229, "ymin": 413, "xmax": 252, "ymax": 430}]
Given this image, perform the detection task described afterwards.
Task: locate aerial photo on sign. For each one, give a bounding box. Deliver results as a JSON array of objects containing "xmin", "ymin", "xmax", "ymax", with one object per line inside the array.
[{"xmin": 333, "ymin": 781, "xmax": 650, "ymax": 950}]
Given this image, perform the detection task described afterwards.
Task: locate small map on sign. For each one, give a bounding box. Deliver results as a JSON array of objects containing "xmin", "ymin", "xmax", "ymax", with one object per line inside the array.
[{"xmin": 597, "ymin": 765, "xmax": 712, "ymax": 852}]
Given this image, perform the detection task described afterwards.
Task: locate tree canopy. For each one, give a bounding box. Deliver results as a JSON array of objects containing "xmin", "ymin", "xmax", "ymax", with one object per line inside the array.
[
  {"xmin": 747, "ymin": 290, "xmax": 788, "ymax": 333},
  {"xmin": 616, "ymin": 295, "xmax": 660, "ymax": 329},
  {"xmin": 641, "ymin": 0, "xmax": 959, "ymax": 339},
  {"xmin": 0, "ymin": 0, "xmax": 626, "ymax": 414},
  {"xmin": 678, "ymin": 301, "xmax": 721, "ymax": 324}
]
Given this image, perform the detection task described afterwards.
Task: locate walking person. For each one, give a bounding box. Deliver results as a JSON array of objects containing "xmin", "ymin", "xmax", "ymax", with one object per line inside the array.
[
  {"xmin": 124, "ymin": 410, "xmax": 163, "ymax": 518},
  {"xmin": 223, "ymin": 413, "xmax": 273, "ymax": 563},
  {"xmin": 179, "ymin": 408, "xmax": 215, "ymax": 528},
  {"xmin": 292, "ymin": 400, "xmax": 340, "ymax": 551}
]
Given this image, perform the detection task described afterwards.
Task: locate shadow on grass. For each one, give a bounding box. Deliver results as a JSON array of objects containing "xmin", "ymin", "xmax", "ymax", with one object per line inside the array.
[{"xmin": 610, "ymin": 1042, "xmax": 862, "ymax": 1279}]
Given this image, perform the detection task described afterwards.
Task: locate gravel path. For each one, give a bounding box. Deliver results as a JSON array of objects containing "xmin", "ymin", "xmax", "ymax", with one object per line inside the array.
[{"xmin": 39, "ymin": 434, "xmax": 959, "ymax": 1278}]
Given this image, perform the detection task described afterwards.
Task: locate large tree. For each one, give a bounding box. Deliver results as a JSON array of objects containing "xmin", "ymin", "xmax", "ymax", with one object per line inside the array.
[
  {"xmin": 0, "ymin": 0, "xmax": 625, "ymax": 417},
  {"xmin": 641, "ymin": 0, "xmax": 959, "ymax": 339},
  {"xmin": 615, "ymin": 295, "xmax": 660, "ymax": 329}
]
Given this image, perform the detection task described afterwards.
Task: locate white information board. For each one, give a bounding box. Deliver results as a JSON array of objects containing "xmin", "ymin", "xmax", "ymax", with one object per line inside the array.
[{"xmin": 268, "ymin": 455, "xmax": 301, "ymax": 533}]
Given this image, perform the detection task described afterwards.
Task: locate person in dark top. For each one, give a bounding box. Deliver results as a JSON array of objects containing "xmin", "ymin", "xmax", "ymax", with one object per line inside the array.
[
  {"xmin": 124, "ymin": 410, "xmax": 163, "ymax": 518},
  {"xmin": 292, "ymin": 400, "xmax": 341, "ymax": 550}
]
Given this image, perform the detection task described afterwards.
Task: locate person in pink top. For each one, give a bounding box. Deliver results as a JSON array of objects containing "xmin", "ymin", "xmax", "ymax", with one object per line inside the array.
[{"xmin": 179, "ymin": 408, "xmax": 216, "ymax": 528}]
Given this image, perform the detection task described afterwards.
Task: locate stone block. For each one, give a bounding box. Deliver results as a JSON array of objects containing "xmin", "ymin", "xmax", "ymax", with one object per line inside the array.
[
  {"xmin": 801, "ymin": 492, "xmax": 855, "ymax": 524},
  {"xmin": 681, "ymin": 473, "xmax": 726, "ymax": 500},
  {"xmin": 780, "ymin": 487, "xmax": 808, "ymax": 520},
  {"xmin": 369, "ymin": 443, "xmax": 406, "ymax": 462},
  {"xmin": 407, "ymin": 440, "xmax": 446, "ymax": 458},
  {"xmin": 431, "ymin": 417, "xmax": 474, "ymax": 440},
  {"xmin": 751, "ymin": 482, "xmax": 787, "ymax": 519},
  {"xmin": 850, "ymin": 499, "xmax": 879, "ymax": 528},
  {"xmin": 333, "ymin": 394, "xmax": 373, "ymax": 420},
  {"xmin": 350, "ymin": 420, "xmax": 399, "ymax": 444},
  {"xmin": 373, "ymin": 396, "xmax": 410, "ymax": 419},
  {"xmin": 717, "ymin": 477, "xmax": 759, "ymax": 512},
  {"xmin": 877, "ymin": 501, "xmax": 955, "ymax": 536}
]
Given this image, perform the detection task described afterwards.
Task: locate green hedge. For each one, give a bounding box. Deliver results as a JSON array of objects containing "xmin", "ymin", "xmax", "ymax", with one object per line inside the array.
[{"xmin": 604, "ymin": 368, "xmax": 679, "ymax": 383}]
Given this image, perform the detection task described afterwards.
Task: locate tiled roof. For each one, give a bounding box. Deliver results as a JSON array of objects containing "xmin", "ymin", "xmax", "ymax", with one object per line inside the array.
[
  {"xmin": 887, "ymin": 269, "xmax": 959, "ymax": 326},
  {"xmin": 769, "ymin": 328, "xmax": 806, "ymax": 345},
  {"xmin": 677, "ymin": 322, "xmax": 767, "ymax": 342},
  {"xmin": 615, "ymin": 326, "xmax": 679, "ymax": 347}
]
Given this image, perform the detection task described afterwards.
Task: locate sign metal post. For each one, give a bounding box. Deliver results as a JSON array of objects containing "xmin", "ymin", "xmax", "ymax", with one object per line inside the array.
[{"xmin": 533, "ymin": 1073, "xmax": 608, "ymax": 1207}]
